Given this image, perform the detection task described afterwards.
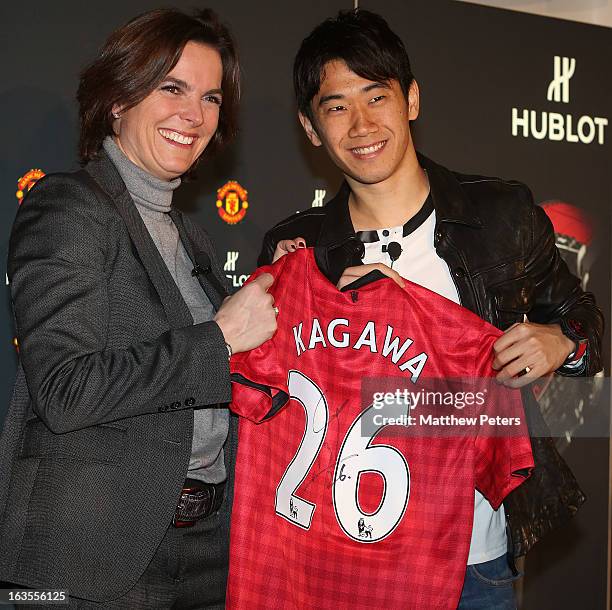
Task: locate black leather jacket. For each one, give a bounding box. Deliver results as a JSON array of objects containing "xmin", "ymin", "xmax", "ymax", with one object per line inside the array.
[{"xmin": 258, "ymin": 153, "xmax": 604, "ymax": 557}]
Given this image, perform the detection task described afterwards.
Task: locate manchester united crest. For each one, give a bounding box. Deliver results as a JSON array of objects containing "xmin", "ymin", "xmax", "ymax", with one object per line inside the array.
[
  {"xmin": 16, "ymin": 168, "xmax": 45, "ymax": 205},
  {"xmin": 216, "ymin": 180, "xmax": 248, "ymax": 225}
]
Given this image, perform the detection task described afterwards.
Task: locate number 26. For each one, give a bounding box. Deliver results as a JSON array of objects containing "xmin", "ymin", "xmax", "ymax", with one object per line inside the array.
[{"xmin": 275, "ymin": 370, "xmax": 410, "ymax": 543}]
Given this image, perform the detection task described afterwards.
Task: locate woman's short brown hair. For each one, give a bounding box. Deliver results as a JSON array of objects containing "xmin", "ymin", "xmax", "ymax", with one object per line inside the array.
[{"xmin": 78, "ymin": 8, "xmax": 239, "ymax": 174}]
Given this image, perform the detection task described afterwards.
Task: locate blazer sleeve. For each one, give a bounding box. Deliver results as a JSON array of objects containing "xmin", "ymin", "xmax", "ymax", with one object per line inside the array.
[{"xmin": 8, "ymin": 174, "xmax": 231, "ymax": 434}]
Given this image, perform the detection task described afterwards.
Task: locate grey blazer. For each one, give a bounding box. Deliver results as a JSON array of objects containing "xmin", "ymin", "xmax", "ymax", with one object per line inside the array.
[{"xmin": 0, "ymin": 150, "xmax": 237, "ymax": 601}]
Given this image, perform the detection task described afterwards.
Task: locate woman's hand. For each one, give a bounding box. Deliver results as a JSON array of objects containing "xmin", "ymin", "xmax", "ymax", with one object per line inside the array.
[
  {"xmin": 214, "ymin": 273, "xmax": 277, "ymax": 353},
  {"xmin": 273, "ymin": 238, "xmax": 306, "ymax": 262}
]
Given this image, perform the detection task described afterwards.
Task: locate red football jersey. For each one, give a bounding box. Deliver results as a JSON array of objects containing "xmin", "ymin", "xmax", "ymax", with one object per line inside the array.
[{"xmin": 228, "ymin": 248, "xmax": 533, "ymax": 610}]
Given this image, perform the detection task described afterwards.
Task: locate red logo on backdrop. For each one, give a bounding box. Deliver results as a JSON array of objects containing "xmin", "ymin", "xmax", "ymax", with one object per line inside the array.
[
  {"xmin": 216, "ymin": 180, "xmax": 248, "ymax": 225},
  {"xmin": 16, "ymin": 169, "xmax": 45, "ymax": 205},
  {"xmin": 541, "ymin": 201, "xmax": 593, "ymax": 246}
]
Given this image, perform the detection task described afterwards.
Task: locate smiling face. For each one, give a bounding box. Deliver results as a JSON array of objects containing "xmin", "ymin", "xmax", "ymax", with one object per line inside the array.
[
  {"xmin": 300, "ymin": 60, "xmax": 419, "ymax": 188},
  {"xmin": 112, "ymin": 41, "xmax": 223, "ymax": 181}
]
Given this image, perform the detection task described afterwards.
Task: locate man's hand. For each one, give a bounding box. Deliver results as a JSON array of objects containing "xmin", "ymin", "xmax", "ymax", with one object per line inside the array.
[
  {"xmin": 272, "ymin": 238, "xmax": 405, "ymax": 290},
  {"xmin": 273, "ymin": 238, "xmax": 306, "ymax": 262},
  {"xmin": 337, "ymin": 263, "xmax": 405, "ymax": 291},
  {"xmin": 214, "ymin": 273, "xmax": 277, "ymax": 354},
  {"xmin": 492, "ymin": 322, "xmax": 575, "ymax": 388}
]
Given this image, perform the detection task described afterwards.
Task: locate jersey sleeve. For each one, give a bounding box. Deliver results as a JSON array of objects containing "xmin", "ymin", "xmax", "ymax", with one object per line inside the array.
[
  {"xmin": 229, "ymin": 257, "xmax": 291, "ymax": 423},
  {"xmin": 471, "ymin": 330, "xmax": 535, "ymax": 510}
]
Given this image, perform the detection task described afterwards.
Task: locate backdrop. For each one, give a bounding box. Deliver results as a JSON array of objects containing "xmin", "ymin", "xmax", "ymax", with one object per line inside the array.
[{"xmin": 0, "ymin": 1, "xmax": 609, "ymax": 608}]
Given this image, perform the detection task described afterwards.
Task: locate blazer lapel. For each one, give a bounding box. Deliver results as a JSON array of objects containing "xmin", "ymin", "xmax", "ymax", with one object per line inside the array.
[
  {"xmin": 170, "ymin": 209, "xmax": 228, "ymax": 310},
  {"xmin": 83, "ymin": 152, "xmax": 192, "ymax": 329}
]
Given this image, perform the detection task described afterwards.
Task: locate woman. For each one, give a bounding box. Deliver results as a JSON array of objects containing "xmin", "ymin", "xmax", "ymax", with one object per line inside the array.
[{"xmin": 0, "ymin": 8, "xmax": 275, "ymax": 608}]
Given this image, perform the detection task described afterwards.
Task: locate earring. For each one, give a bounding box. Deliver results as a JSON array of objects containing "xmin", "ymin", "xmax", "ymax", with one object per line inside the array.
[{"xmin": 112, "ymin": 111, "xmax": 120, "ymax": 119}]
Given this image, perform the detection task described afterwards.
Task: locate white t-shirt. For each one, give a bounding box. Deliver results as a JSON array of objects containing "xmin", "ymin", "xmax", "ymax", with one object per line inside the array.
[{"xmin": 358, "ymin": 203, "xmax": 507, "ymax": 565}]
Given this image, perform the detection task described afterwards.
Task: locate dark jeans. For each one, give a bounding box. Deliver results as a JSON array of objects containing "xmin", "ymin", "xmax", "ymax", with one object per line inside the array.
[
  {"xmin": 457, "ymin": 554, "xmax": 521, "ymax": 610},
  {"xmin": 17, "ymin": 504, "xmax": 229, "ymax": 610}
]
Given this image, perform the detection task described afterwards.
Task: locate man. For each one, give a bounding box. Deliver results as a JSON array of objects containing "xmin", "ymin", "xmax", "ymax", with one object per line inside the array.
[{"xmin": 259, "ymin": 9, "xmax": 603, "ymax": 609}]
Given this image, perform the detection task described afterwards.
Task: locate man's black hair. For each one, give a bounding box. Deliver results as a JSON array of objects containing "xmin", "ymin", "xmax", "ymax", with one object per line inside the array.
[{"xmin": 293, "ymin": 9, "xmax": 414, "ymax": 123}]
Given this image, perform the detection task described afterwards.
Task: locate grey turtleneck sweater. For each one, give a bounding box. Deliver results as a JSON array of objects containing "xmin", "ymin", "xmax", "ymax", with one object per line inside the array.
[{"xmin": 103, "ymin": 136, "xmax": 228, "ymax": 484}]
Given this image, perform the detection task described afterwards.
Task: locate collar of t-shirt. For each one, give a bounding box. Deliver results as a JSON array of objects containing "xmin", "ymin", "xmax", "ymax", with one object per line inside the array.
[
  {"xmin": 354, "ymin": 193, "xmax": 460, "ymax": 305},
  {"xmin": 355, "ymin": 194, "xmax": 434, "ymax": 244}
]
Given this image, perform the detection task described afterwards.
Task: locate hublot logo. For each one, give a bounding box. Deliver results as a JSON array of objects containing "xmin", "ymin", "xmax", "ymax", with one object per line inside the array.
[
  {"xmin": 512, "ymin": 56, "xmax": 607, "ymax": 145},
  {"xmin": 224, "ymin": 251, "xmax": 249, "ymax": 287}
]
